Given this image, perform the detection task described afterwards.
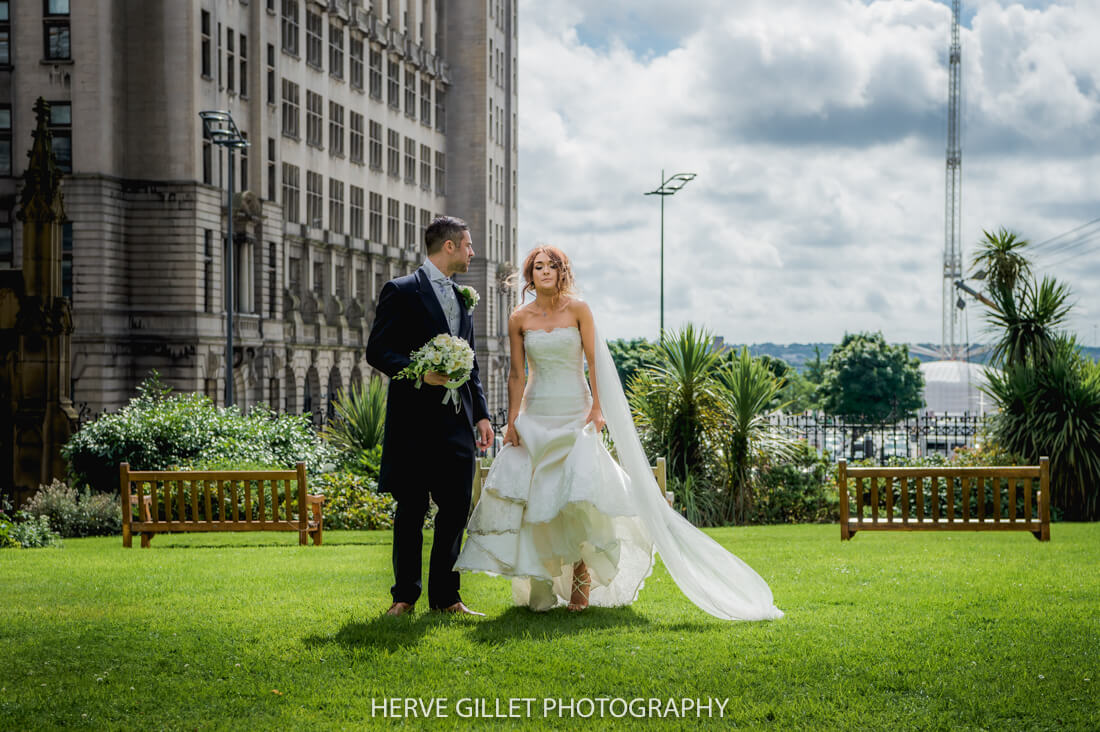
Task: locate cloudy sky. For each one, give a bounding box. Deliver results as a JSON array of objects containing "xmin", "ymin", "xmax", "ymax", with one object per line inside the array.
[{"xmin": 514, "ymin": 0, "xmax": 1100, "ymax": 348}]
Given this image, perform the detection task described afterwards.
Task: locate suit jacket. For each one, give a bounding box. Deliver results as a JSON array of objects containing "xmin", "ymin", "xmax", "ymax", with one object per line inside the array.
[{"xmin": 366, "ymin": 266, "xmax": 491, "ymax": 495}]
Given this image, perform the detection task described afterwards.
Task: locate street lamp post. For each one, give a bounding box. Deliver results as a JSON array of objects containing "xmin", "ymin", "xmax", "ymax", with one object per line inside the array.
[
  {"xmin": 199, "ymin": 110, "xmax": 250, "ymax": 407},
  {"xmin": 644, "ymin": 170, "xmax": 696, "ymax": 338}
]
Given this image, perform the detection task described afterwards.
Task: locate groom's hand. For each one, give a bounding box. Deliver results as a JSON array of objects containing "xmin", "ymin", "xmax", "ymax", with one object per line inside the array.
[
  {"xmin": 423, "ymin": 370, "xmax": 449, "ymax": 386},
  {"xmin": 475, "ymin": 419, "xmax": 494, "ymax": 451}
]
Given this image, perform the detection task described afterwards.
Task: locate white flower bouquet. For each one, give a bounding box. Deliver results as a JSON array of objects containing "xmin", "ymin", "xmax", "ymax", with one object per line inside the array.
[{"xmin": 395, "ymin": 333, "xmax": 475, "ymax": 411}]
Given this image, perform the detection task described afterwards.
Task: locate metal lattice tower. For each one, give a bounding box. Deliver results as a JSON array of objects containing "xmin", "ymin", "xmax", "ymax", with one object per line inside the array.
[{"xmin": 942, "ymin": 0, "xmax": 963, "ymax": 359}]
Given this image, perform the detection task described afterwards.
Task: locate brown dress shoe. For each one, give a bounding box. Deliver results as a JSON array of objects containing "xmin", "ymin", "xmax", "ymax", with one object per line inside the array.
[
  {"xmin": 434, "ymin": 601, "xmax": 485, "ymax": 616},
  {"xmin": 386, "ymin": 601, "xmax": 414, "ymax": 617}
]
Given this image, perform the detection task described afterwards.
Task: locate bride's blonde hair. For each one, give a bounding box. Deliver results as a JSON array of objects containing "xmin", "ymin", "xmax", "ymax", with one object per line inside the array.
[{"xmin": 520, "ymin": 245, "xmax": 577, "ymax": 302}]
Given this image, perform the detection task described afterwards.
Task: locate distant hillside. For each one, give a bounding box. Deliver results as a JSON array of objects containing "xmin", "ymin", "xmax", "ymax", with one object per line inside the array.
[{"xmin": 712, "ymin": 340, "xmax": 1100, "ymax": 373}]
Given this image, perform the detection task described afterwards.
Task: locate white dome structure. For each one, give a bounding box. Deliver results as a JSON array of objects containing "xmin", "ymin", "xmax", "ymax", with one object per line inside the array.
[{"xmin": 920, "ymin": 360, "xmax": 998, "ymax": 415}]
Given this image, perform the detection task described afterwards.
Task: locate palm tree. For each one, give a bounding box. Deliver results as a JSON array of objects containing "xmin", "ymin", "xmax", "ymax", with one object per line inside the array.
[
  {"xmin": 971, "ymin": 228, "xmax": 1032, "ymax": 297},
  {"xmin": 983, "ymin": 336, "xmax": 1100, "ymax": 520},
  {"xmin": 325, "ymin": 377, "xmax": 387, "ymax": 457},
  {"xmin": 986, "ymin": 275, "xmax": 1072, "ymax": 369},
  {"xmin": 713, "ymin": 348, "xmax": 802, "ymax": 524},
  {"xmin": 627, "ymin": 324, "xmax": 721, "ymax": 483}
]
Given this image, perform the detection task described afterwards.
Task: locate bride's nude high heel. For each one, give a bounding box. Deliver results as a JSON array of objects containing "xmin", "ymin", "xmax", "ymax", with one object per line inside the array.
[{"xmin": 568, "ymin": 562, "xmax": 591, "ymax": 612}]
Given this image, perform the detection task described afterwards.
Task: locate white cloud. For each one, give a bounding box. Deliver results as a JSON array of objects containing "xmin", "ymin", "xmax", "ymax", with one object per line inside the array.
[{"xmin": 516, "ymin": 0, "xmax": 1100, "ymax": 347}]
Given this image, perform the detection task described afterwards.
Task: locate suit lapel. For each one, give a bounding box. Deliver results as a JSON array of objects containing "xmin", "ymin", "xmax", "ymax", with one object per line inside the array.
[
  {"xmin": 454, "ymin": 283, "xmax": 472, "ymax": 340},
  {"xmin": 416, "ymin": 267, "xmax": 451, "ymax": 335}
]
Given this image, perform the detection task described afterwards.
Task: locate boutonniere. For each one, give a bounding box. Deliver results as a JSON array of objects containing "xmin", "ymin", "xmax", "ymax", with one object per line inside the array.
[{"xmin": 457, "ymin": 285, "xmax": 479, "ymax": 314}]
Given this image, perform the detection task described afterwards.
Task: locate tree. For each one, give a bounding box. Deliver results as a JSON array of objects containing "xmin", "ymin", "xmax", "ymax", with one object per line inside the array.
[
  {"xmin": 628, "ymin": 324, "xmax": 721, "ymax": 482},
  {"xmin": 713, "ymin": 348, "xmax": 801, "ymax": 524},
  {"xmin": 607, "ymin": 338, "xmax": 655, "ymax": 387},
  {"xmin": 971, "ymin": 228, "xmax": 1032, "ymax": 297},
  {"xmin": 817, "ymin": 332, "xmax": 924, "ymax": 422}
]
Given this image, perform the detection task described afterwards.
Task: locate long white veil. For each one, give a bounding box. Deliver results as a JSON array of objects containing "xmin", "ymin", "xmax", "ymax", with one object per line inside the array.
[{"xmin": 591, "ymin": 319, "xmax": 784, "ymax": 621}]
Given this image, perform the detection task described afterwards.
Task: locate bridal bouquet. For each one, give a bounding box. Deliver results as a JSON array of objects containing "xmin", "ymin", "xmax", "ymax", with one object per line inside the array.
[{"xmin": 395, "ymin": 333, "xmax": 475, "ymax": 412}]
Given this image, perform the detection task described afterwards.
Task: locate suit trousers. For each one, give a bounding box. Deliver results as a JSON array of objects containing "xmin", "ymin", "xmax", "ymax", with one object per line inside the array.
[{"xmin": 390, "ymin": 452, "xmax": 475, "ymax": 608}]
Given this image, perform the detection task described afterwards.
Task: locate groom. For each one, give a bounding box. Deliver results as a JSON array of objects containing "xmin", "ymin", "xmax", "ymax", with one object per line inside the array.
[{"xmin": 366, "ymin": 216, "xmax": 494, "ymax": 617}]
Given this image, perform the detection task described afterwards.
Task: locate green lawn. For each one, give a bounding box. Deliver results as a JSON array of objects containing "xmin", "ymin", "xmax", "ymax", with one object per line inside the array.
[{"xmin": 1, "ymin": 524, "xmax": 1097, "ymax": 730}]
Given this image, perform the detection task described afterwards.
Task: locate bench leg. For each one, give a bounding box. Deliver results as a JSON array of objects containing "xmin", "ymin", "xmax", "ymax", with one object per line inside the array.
[
  {"xmin": 299, "ymin": 530, "xmax": 308, "ymax": 546},
  {"xmin": 310, "ymin": 502, "xmax": 323, "ymax": 546},
  {"xmin": 840, "ymin": 523, "xmax": 850, "ymax": 541},
  {"xmin": 123, "ymin": 523, "xmax": 132, "ymax": 548},
  {"xmin": 140, "ymin": 532, "xmax": 152, "ymax": 548}
]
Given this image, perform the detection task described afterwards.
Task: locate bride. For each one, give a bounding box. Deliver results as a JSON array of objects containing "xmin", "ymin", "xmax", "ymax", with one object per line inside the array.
[{"xmin": 454, "ymin": 246, "xmax": 782, "ymax": 620}]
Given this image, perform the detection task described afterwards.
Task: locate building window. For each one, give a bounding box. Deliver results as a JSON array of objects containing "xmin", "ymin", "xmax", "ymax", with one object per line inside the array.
[
  {"xmin": 44, "ymin": 0, "xmax": 70, "ymax": 61},
  {"xmin": 61, "ymin": 221, "xmax": 73, "ymax": 300},
  {"xmin": 387, "ymin": 56, "xmax": 400, "ymax": 109},
  {"xmin": 266, "ymin": 44, "xmax": 276, "ymax": 104},
  {"xmin": 226, "ymin": 29, "xmax": 236, "ymax": 92},
  {"xmin": 328, "ymin": 23, "xmax": 343, "ymax": 80},
  {"xmin": 350, "ymin": 185, "xmax": 364, "ymax": 239},
  {"xmin": 420, "ymin": 208, "xmax": 431, "ymax": 242},
  {"xmin": 368, "ymin": 47, "xmax": 382, "ymax": 100},
  {"xmin": 369, "ymin": 192, "xmax": 382, "ymax": 242},
  {"xmin": 305, "ymin": 91, "xmax": 323, "ymax": 148},
  {"xmin": 350, "ymin": 36, "xmax": 364, "ymax": 90},
  {"xmin": 0, "ymin": 105, "xmax": 10, "ymax": 176},
  {"xmin": 403, "ymin": 204, "xmax": 416, "ymax": 249},
  {"xmin": 355, "ymin": 267, "xmax": 365, "ymax": 303},
  {"xmin": 368, "ymin": 120, "xmax": 382, "ymax": 171},
  {"xmin": 305, "ymin": 9, "xmax": 323, "ymax": 69},
  {"xmin": 349, "ymin": 112, "xmax": 364, "ymax": 164},
  {"xmin": 312, "ymin": 260, "xmax": 324, "ymax": 296},
  {"xmin": 48, "ymin": 102, "xmax": 72, "ymax": 173},
  {"xmin": 419, "ymin": 145, "xmax": 431, "ymax": 192},
  {"xmin": 404, "ymin": 68, "xmax": 416, "ymax": 118},
  {"xmin": 281, "ymin": 79, "xmax": 299, "ymax": 138},
  {"xmin": 435, "ymin": 88, "xmax": 445, "ymax": 132},
  {"xmin": 328, "ymin": 101, "xmax": 344, "ymax": 158},
  {"xmin": 434, "ymin": 151, "xmax": 445, "ymax": 195},
  {"xmin": 404, "ymin": 137, "xmax": 416, "ymax": 185},
  {"xmin": 288, "ymin": 255, "xmax": 300, "ymax": 294},
  {"xmin": 239, "ymin": 33, "xmax": 248, "ymax": 98},
  {"xmin": 420, "ymin": 79, "xmax": 431, "ymax": 126},
  {"xmin": 202, "ymin": 124, "xmax": 213, "ymax": 184},
  {"xmin": 306, "ymin": 170, "xmax": 323, "ymax": 228},
  {"xmin": 329, "ymin": 179, "xmax": 344, "ymax": 234},
  {"xmin": 239, "ymin": 132, "xmax": 249, "ymax": 191},
  {"xmin": 282, "ymin": 162, "xmax": 300, "ymax": 223},
  {"xmin": 267, "ymin": 243, "xmax": 277, "ymax": 318},
  {"xmin": 267, "ymin": 138, "xmax": 276, "ymax": 201},
  {"xmin": 386, "ymin": 129, "xmax": 399, "ymax": 179},
  {"xmin": 386, "ymin": 198, "xmax": 399, "ymax": 247},
  {"xmin": 281, "ymin": 0, "xmax": 299, "ymax": 56},
  {"xmin": 0, "ymin": 221, "xmax": 10, "ymax": 268},
  {"xmin": 204, "ymin": 230, "xmax": 215, "ymax": 312},
  {"xmin": 0, "ymin": 2, "xmax": 9, "ymax": 67},
  {"xmin": 334, "ymin": 264, "xmax": 346, "ymax": 301},
  {"xmin": 201, "ymin": 10, "xmax": 212, "ymax": 78}
]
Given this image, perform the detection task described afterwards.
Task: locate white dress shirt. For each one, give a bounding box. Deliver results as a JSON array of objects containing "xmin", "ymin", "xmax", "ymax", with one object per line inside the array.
[{"xmin": 423, "ymin": 258, "xmax": 460, "ymax": 335}]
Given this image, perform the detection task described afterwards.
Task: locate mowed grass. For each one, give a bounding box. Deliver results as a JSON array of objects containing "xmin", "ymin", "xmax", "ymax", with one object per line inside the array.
[{"xmin": 0, "ymin": 524, "xmax": 1097, "ymax": 730}]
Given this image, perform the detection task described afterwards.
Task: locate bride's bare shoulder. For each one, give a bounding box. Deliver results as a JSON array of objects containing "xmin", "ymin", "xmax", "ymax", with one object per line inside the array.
[
  {"xmin": 565, "ymin": 298, "xmax": 592, "ymax": 320},
  {"xmin": 509, "ymin": 304, "xmax": 534, "ymax": 331}
]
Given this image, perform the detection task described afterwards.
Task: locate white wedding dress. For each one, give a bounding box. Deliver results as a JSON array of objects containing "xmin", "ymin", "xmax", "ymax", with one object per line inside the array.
[{"xmin": 454, "ymin": 324, "xmax": 783, "ymax": 620}]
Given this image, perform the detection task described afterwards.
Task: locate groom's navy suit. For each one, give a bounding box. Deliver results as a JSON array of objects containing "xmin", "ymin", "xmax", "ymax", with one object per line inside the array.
[{"xmin": 366, "ymin": 266, "xmax": 490, "ymax": 608}]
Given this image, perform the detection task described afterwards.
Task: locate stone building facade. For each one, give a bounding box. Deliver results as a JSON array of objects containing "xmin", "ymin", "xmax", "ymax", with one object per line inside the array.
[{"xmin": 0, "ymin": 0, "xmax": 518, "ymax": 423}]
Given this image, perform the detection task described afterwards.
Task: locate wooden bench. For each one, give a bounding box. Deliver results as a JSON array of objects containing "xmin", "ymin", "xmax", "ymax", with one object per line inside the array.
[
  {"xmin": 120, "ymin": 462, "xmax": 324, "ymax": 548},
  {"xmin": 474, "ymin": 456, "xmax": 672, "ymax": 507},
  {"xmin": 838, "ymin": 457, "xmax": 1050, "ymax": 541}
]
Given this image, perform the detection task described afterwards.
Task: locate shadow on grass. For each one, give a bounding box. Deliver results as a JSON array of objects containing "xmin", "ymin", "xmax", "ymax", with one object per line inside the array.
[{"xmin": 305, "ymin": 605, "xmax": 655, "ymax": 652}]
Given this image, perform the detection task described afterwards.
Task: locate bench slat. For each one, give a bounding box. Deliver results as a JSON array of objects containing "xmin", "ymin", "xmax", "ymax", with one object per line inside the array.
[
  {"xmin": 126, "ymin": 469, "xmax": 299, "ymax": 481},
  {"xmin": 844, "ymin": 466, "xmax": 1041, "ymax": 479},
  {"xmin": 837, "ymin": 458, "xmax": 1050, "ymax": 542}
]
